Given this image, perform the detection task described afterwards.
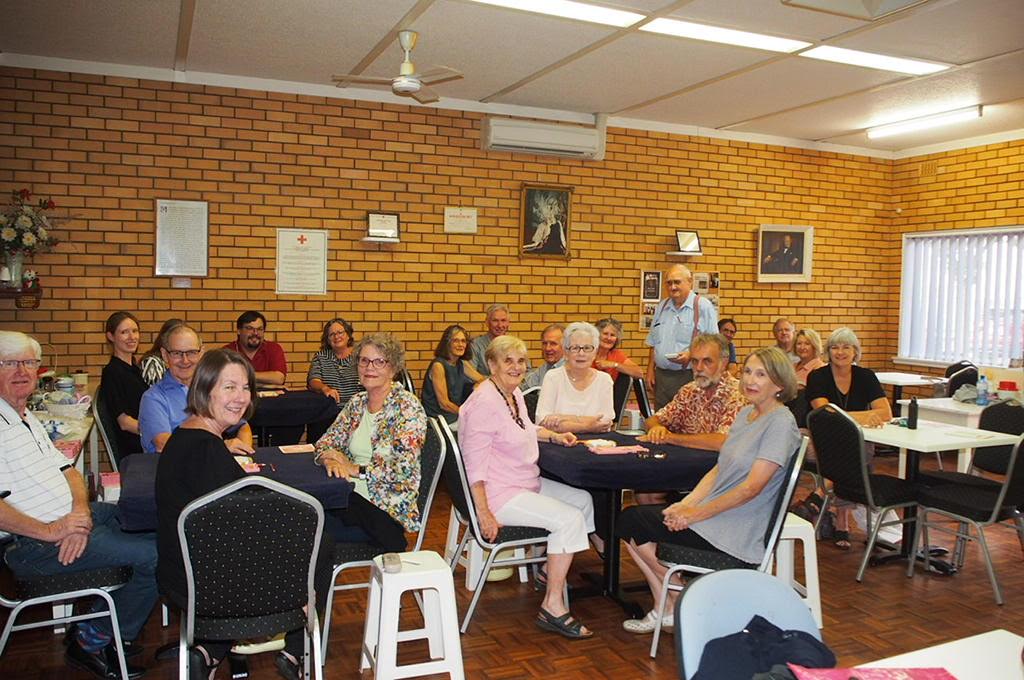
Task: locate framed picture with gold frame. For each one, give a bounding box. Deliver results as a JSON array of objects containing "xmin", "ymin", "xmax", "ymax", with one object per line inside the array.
[
  {"xmin": 521, "ymin": 184, "xmax": 572, "ymax": 258},
  {"xmin": 757, "ymin": 224, "xmax": 813, "ymax": 283}
]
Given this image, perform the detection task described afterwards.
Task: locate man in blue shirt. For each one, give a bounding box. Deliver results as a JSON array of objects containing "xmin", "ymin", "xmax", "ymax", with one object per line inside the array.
[
  {"xmin": 138, "ymin": 324, "xmax": 253, "ymax": 454},
  {"xmin": 644, "ymin": 264, "xmax": 718, "ymax": 409}
]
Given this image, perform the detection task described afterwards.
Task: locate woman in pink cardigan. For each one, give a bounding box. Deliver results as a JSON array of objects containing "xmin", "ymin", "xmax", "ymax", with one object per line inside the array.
[{"xmin": 458, "ymin": 335, "xmax": 596, "ymax": 640}]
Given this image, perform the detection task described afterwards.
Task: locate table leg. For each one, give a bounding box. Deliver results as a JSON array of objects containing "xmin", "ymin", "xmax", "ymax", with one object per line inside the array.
[
  {"xmin": 957, "ymin": 447, "xmax": 972, "ymax": 473},
  {"xmin": 573, "ymin": 489, "xmax": 644, "ymax": 619}
]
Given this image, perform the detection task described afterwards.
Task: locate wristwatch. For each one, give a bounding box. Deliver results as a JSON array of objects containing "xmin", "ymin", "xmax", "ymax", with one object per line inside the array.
[{"xmin": 357, "ymin": 465, "xmax": 367, "ymax": 479}]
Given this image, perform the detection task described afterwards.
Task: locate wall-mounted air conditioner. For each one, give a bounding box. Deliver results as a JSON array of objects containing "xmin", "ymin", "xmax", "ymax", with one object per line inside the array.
[{"xmin": 481, "ymin": 116, "xmax": 606, "ymax": 160}]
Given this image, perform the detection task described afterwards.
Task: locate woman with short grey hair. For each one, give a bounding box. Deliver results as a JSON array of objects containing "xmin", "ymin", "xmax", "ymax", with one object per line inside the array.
[{"xmin": 536, "ymin": 322, "xmax": 614, "ymax": 433}]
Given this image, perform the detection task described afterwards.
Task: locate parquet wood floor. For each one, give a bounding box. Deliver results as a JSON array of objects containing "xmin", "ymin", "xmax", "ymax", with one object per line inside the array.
[{"xmin": 3, "ymin": 453, "xmax": 1022, "ymax": 678}]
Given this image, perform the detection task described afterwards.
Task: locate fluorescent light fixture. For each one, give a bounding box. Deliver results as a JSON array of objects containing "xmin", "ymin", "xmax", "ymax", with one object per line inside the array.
[
  {"xmin": 866, "ymin": 105, "xmax": 981, "ymax": 139},
  {"xmin": 640, "ymin": 17, "xmax": 811, "ymax": 52},
  {"xmin": 800, "ymin": 45, "xmax": 948, "ymax": 75},
  {"xmin": 468, "ymin": 0, "xmax": 644, "ymax": 27}
]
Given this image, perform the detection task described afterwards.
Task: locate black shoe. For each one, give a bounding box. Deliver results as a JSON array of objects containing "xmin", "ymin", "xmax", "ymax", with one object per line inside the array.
[
  {"xmin": 65, "ymin": 641, "xmax": 146, "ymax": 679},
  {"xmin": 63, "ymin": 624, "xmax": 144, "ymax": 659},
  {"xmin": 274, "ymin": 652, "xmax": 301, "ymax": 680}
]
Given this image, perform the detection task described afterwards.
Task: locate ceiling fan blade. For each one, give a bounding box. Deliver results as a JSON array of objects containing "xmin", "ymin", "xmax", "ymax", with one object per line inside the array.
[
  {"xmin": 411, "ymin": 87, "xmax": 440, "ymax": 105},
  {"xmin": 331, "ymin": 74, "xmax": 394, "ymax": 87},
  {"xmin": 415, "ymin": 65, "xmax": 463, "ymax": 85}
]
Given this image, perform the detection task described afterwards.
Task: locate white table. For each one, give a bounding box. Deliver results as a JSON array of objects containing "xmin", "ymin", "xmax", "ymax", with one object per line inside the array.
[
  {"xmin": 876, "ymin": 372, "xmax": 948, "ymax": 415},
  {"xmin": 897, "ymin": 397, "xmax": 984, "ymax": 429},
  {"xmin": 863, "ymin": 419, "xmax": 1019, "ymax": 476},
  {"xmin": 861, "ymin": 628, "xmax": 1023, "ymax": 680}
]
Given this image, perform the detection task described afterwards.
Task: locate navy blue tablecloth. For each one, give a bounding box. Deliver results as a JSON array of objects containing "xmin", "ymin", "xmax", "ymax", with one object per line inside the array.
[
  {"xmin": 249, "ymin": 390, "xmax": 340, "ymax": 446},
  {"xmin": 538, "ymin": 431, "xmax": 717, "ymax": 491},
  {"xmin": 117, "ymin": 448, "xmax": 351, "ymax": 532}
]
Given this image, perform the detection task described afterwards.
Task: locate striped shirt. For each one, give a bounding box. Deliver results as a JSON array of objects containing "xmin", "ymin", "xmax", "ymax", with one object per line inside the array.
[
  {"xmin": 306, "ymin": 350, "xmax": 363, "ymax": 407},
  {"xmin": 0, "ymin": 398, "xmax": 74, "ymax": 537}
]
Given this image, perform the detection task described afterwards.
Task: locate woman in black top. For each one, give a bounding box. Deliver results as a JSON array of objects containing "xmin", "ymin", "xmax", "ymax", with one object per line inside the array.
[
  {"xmin": 421, "ymin": 324, "xmax": 484, "ymax": 424},
  {"xmin": 156, "ymin": 349, "xmax": 332, "ymax": 680},
  {"xmin": 805, "ymin": 327, "xmax": 891, "ymax": 548},
  {"xmin": 99, "ymin": 311, "xmax": 148, "ymax": 458}
]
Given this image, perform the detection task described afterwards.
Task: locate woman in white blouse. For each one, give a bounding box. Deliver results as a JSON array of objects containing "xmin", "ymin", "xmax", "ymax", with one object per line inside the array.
[{"xmin": 536, "ymin": 322, "xmax": 615, "ymax": 433}]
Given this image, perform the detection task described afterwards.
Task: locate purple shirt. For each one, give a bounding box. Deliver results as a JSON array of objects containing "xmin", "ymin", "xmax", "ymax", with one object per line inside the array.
[{"xmin": 457, "ymin": 381, "xmax": 541, "ymax": 513}]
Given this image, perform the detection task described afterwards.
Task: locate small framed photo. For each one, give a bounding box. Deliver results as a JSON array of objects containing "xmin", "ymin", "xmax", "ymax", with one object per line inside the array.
[
  {"xmin": 366, "ymin": 212, "xmax": 400, "ymax": 242},
  {"xmin": 521, "ymin": 184, "xmax": 572, "ymax": 258},
  {"xmin": 641, "ymin": 270, "xmax": 662, "ymax": 301},
  {"xmin": 758, "ymin": 225, "xmax": 813, "ymax": 283}
]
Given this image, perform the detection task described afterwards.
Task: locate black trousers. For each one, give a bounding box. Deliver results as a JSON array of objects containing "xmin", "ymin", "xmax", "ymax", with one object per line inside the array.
[{"xmin": 327, "ymin": 493, "xmax": 408, "ymax": 553}]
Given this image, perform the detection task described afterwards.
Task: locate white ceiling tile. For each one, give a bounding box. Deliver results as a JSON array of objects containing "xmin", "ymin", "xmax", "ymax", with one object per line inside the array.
[
  {"xmin": 670, "ymin": 0, "xmax": 867, "ymax": 41},
  {"xmin": 0, "ymin": 0, "xmax": 179, "ymax": 68},
  {"xmin": 624, "ymin": 56, "xmax": 903, "ymax": 127},
  {"xmin": 832, "ymin": 0, "xmax": 1024, "ymax": 65},
  {"xmin": 188, "ymin": 0, "xmax": 418, "ymax": 83},
  {"xmin": 493, "ymin": 32, "xmax": 771, "ymax": 113}
]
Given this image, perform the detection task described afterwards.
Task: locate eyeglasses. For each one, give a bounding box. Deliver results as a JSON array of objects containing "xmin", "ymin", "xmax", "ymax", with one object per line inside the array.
[
  {"xmin": 358, "ymin": 357, "xmax": 389, "ymax": 369},
  {"xmin": 567, "ymin": 345, "xmax": 596, "ymax": 354},
  {"xmin": 166, "ymin": 349, "xmax": 201, "ymax": 360},
  {"xmin": 241, "ymin": 325, "xmax": 265, "ymax": 333},
  {"xmin": 328, "ymin": 331, "xmax": 347, "ymax": 339},
  {"xmin": 0, "ymin": 359, "xmax": 42, "ymax": 371}
]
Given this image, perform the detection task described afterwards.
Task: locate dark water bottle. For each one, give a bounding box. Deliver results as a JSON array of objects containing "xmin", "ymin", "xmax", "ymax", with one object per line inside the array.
[{"xmin": 907, "ymin": 396, "xmax": 919, "ymax": 429}]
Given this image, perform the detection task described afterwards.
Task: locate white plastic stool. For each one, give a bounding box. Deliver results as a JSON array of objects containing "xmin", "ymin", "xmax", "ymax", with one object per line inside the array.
[
  {"xmin": 361, "ymin": 550, "xmax": 465, "ymax": 680},
  {"xmin": 443, "ymin": 507, "xmax": 529, "ymax": 589},
  {"xmin": 775, "ymin": 512, "xmax": 823, "ymax": 628}
]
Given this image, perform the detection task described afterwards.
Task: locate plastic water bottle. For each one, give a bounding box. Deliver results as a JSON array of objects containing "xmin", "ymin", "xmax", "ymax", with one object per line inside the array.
[{"xmin": 976, "ymin": 375, "xmax": 989, "ymax": 406}]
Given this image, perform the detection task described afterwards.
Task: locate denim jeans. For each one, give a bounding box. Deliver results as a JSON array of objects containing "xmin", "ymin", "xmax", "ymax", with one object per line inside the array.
[{"xmin": 4, "ymin": 502, "xmax": 158, "ymax": 640}]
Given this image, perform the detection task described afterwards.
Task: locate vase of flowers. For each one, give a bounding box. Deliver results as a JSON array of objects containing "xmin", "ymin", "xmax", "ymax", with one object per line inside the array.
[{"xmin": 1, "ymin": 188, "xmax": 60, "ymax": 289}]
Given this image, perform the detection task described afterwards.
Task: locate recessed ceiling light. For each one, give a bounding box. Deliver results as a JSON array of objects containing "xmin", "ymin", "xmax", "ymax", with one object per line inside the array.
[
  {"xmin": 640, "ymin": 18, "xmax": 811, "ymax": 53},
  {"xmin": 801, "ymin": 45, "xmax": 949, "ymax": 75},
  {"xmin": 866, "ymin": 105, "xmax": 981, "ymax": 139},
  {"xmin": 467, "ymin": 0, "xmax": 644, "ymax": 28}
]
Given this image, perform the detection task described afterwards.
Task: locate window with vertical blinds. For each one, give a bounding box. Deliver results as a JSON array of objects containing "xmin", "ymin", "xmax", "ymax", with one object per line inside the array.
[{"xmin": 898, "ymin": 228, "xmax": 1023, "ymax": 367}]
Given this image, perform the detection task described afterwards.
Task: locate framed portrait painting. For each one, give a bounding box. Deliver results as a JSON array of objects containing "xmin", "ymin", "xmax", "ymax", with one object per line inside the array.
[
  {"xmin": 757, "ymin": 225, "xmax": 813, "ymax": 283},
  {"xmin": 521, "ymin": 184, "xmax": 572, "ymax": 258}
]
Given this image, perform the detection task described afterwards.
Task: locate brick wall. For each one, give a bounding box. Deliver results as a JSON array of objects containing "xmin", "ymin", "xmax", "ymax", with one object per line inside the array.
[{"xmin": 2, "ymin": 66, "xmax": 1014, "ymax": 385}]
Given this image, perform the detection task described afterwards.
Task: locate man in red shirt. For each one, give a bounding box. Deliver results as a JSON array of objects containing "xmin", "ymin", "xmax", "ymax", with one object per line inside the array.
[{"xmin": 223, "ymin": 311, "xmax": 287, "ymax": 388}]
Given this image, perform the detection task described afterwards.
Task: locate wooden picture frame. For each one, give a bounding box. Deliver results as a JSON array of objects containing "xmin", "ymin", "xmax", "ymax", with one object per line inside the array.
[
  {"xmin": 758, "ymin": 224, "xmax": 813, "ymax": 283},
  {"xmin": 521, "ymin": 184, "xmax": 572, "ymax": 258}
]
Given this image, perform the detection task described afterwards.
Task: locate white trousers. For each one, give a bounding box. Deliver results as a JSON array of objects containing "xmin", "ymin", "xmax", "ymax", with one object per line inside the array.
[{"xmin": 494, "ymin": 478, "xmax": 595, "ymax": 554}]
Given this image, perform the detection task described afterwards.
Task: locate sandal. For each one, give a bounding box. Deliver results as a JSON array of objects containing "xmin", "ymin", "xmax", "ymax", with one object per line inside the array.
[
  {"xmin": 533, "ymin": 565, "xmax": 548, "ymax": 591},
  {"xmin": 834, "ymin": 530, "xmax": 851, "ymax": 550},
  {"xmin": 535, "ymin": 608, "xmax": 593, "ymax": 639},
  {"xmin": 274, "ymin": 651, "xmax": 301, "ymax": 680},
  {"xmin": 187, "ymin": 645, "xmax": 221, "ymax": 680}
]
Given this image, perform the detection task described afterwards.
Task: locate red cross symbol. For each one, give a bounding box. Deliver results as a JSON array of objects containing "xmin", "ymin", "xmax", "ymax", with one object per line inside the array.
[{"xmin": 297, "ymin": 234, "xmax": 308, "ymax": 245}]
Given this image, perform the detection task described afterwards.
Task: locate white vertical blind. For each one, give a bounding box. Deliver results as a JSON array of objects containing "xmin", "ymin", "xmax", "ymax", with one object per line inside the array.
[{"xmin": 899, "ymin": 228, "xmax": 1024, "ymax": 367}]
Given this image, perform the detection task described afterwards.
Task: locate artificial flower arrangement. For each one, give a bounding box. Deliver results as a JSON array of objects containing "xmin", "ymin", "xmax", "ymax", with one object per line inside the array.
[{"xmin": 1, "ymin": 188, "xmax": 60, "ymax": 256}]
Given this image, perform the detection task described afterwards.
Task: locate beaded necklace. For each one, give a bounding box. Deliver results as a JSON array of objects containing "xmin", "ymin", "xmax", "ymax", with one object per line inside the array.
[{"xmin": 489, "ymin": 378, "xmax": 525, "ymax": 430}]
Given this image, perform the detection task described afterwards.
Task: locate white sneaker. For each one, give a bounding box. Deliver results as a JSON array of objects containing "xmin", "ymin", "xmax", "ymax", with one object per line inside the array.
[{"xmin": 622, "ymin": 609, "xmax": 673, "ymax": 634}]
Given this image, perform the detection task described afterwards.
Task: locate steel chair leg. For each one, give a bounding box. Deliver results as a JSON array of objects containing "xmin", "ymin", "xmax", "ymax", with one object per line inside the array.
[
  {"xmin": 974, "ymin": 524, "xmax": 1004, "ymax": 605},
  {"xmin": 856, "ymin": 505, "xmax": 885, "ymax": 582},
  {"xmin": 907, "ymin": 509, "xmax": 925, "ymax": 578}
]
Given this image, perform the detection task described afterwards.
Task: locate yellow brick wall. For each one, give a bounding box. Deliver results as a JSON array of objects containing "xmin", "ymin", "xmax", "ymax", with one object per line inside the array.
[{"xmin": 3, "ymin": 66, "xmax": 1013, "ymax": 387}]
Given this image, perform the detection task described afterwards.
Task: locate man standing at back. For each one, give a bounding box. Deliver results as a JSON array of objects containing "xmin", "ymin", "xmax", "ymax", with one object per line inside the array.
[
  {"xmin": 470, "ymin": 303, "xmax": 511, "ymax": 376},
  {"xmin": 224, "ymin": 310, "xmax": 287, "ymax": 388},
  {"xmin": 773, "ymin": 317, "xmax": 799, "ymax": 363},
  {"xmin": 645, "ymin": 264, "xmax": 718, "ymax": 409}
]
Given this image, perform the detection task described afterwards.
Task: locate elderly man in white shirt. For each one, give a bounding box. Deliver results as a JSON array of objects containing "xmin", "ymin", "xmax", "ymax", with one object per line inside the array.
[{"xmin": 0, "ymin": 331, "xmax": 156, "ymax": 679}]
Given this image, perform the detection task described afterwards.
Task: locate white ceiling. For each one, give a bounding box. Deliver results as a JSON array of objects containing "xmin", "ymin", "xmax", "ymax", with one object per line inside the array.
[{"xmin": 2, "ymin": 0, "xmax": 1022, "ymax": 158}]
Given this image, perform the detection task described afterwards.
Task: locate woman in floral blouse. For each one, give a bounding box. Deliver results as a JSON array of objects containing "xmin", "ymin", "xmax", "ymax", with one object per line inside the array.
[{"xmin": 314, "ymin": 333, "xmax": 425, "ymax": 551}]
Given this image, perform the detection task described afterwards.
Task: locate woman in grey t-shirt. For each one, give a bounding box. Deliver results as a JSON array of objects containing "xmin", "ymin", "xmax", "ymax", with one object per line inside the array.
[{"xmin": 618, "ymin": 346, "xmax": 802, "ymax": 634}]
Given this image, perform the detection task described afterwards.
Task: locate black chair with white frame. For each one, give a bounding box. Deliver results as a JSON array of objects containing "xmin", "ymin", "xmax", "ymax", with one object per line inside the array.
[
  {"xmin": 645, "ymin": 437, "xmax": 808, "ymax": 658},
  {"xmin": 92, "ymin": 386, "xmax": 124, "ymax": 472},
  {"xmin": 0, "ymin": 531, "xmax": 132, "ymax": 680},
  {"xmin": 807, "ymin": 404, "xmax": 920, "ymax": 582},
  {"xmin": 909, "ymin": 432, "xmax": 1024, "ymax": 605},
  {"xmin": 521, "ymin": 385, "xmax": 541, "ymax": 424},
  {"xmin": 633, "ymin": 377, "xmax": 654, "ymax": 419},
  {"xmin": 319, "ymin": 416, "xmax": 447, "ymax": 662},
  {"xmin": 174, "ymin": 476, "xmax": 325, "ymax": 680},
  {"xmin": 612, "ymin": 373, "xmax": 633, "ymax": 427},
  {"xmin": 945, "ymin": 362, "xmax": 978, "ymax": 397},
  {"xmin": 437, "ymin": 418, "xmax": 553, "ymax": 633}
]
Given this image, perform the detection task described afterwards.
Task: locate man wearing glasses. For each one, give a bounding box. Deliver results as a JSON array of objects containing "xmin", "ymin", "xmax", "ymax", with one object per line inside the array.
[
  {"xmin": 139, "ymin": 325, "xmax": 253, "ymax": 454},
  {"xmin": 0, "ymin": 331, "xmax": 157, "ymax": 679},
  {"xmin": 223, "ymin": 310, "xmax": 287, "ymax": 388}
]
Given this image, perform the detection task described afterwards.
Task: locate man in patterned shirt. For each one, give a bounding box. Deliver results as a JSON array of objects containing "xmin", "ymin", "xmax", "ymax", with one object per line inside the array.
[{"xmin": 639, "ymin": 332, "xmax": 745, "ymax": 450}]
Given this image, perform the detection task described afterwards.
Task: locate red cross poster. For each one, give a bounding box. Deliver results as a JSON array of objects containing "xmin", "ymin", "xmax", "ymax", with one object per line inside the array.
[{"xmin": 276, "ymin": 228, "xmax": 327, "ymax": 295}]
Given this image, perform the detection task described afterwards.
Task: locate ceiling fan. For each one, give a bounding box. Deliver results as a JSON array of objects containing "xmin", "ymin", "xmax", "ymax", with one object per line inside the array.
[{"xmin": 331, "ymin": 30, "xmax": 463, "ymax": 104}]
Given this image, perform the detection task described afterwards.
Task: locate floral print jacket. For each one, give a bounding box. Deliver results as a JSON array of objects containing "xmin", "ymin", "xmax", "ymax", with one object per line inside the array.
[{"xmin": 314, "ymin": 383, "xmax": 426, "ymax": 532}]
